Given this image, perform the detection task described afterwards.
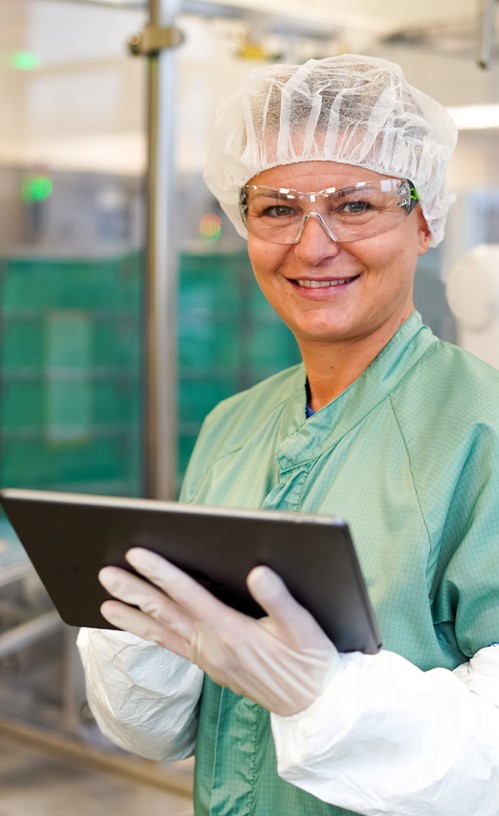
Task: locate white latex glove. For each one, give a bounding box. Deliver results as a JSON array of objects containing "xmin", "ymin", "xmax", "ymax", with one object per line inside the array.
[{"xmin": 98, "ymin": 548, "xmax": 340, "ymax": 717}]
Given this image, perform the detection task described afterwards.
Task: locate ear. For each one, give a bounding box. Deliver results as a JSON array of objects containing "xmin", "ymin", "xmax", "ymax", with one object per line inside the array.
[{"xmin": 416, "ymin": 209, "xmax": 432, "ymax": 256}]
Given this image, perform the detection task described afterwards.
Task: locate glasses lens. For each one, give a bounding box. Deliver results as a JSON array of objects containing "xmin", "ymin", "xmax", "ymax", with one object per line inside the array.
[{"xmin": 240, "ymin": 180, "xmax": 413, "ymax": 244}]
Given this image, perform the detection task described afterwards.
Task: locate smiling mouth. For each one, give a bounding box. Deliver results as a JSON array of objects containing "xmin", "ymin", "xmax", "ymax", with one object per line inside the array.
[{"xmin": 294, "ymin": 276, "xmax": 360, "ymax": 288}]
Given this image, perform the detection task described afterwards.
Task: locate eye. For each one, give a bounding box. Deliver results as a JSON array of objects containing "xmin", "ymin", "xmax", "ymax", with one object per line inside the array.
[
  {"xmin": 339, "ymin": 199, "xmax": 373, "ymax": 215},
  {"xmin": 262, "ymin": 204, "xmax": 296, "ymax": 219}
]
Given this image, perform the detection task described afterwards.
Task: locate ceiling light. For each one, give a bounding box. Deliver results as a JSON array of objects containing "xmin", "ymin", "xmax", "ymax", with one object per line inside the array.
[{"xmin": 447, "ymin": 104, "xmax": 499, "ymax": 130}]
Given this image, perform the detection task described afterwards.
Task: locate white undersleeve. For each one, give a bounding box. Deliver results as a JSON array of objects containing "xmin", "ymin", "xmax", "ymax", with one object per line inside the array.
[{"xmin": 271, "ymin": 645, "xmax": 499, "ymax": 816}]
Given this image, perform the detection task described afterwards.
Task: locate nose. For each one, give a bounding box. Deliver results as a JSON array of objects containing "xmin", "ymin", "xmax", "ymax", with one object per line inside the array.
[{"xmin": 293, "ymin": 212, "xmax": 341, "ymax": 261}]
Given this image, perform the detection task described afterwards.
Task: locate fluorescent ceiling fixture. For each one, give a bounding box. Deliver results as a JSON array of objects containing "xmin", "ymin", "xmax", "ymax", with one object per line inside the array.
[{"xmin": 447, "ymin": 104, "xmax": 499, "ymax": 130}]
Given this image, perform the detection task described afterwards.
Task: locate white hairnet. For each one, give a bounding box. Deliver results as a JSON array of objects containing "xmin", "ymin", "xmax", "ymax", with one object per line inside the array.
[{"xmin": 204, "ymin": 54, "xmax": 457, "ymax": 247}]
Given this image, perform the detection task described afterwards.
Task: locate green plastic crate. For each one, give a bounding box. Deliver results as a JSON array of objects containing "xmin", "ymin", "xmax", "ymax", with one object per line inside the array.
[
  {"xmin": 2, "ymin": 254, "xmax": 142, "ymax": 312},
  {"xmin": 0, "ymin": 253, "xmax": 144, "ymax": 494}
]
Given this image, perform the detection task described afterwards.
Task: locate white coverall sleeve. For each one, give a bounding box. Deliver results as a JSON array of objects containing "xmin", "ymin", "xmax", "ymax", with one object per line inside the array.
[
  {"xmin": 76, "ymin": 627, "xmax": 204, "ymax": 761},
  {"xmin": 271, "ymin": 645, "xmax": 499, "ymax": 816}
]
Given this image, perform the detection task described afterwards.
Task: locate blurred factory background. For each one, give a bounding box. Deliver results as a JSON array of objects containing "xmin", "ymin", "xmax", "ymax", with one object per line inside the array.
[{"xmin": 0, "ymin": 0, "xmax": 498, "ymax": 812}]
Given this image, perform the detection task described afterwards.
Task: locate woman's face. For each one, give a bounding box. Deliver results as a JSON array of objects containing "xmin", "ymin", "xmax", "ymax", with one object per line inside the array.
[{"xmin": 246, "ymin": 161, "xmax": 432, "ymax": 356}]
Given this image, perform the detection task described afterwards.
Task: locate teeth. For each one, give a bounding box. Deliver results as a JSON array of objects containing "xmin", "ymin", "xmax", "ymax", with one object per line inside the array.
[{"xmin": 296, "ymin": 278, "xmax": 351, "ymax": 288}]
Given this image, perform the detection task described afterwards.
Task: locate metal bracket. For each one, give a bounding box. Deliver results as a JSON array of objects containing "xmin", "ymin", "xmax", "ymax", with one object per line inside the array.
[{"xmin": 128, "ymin": 24, "xmax": 184, "ymax": 56}]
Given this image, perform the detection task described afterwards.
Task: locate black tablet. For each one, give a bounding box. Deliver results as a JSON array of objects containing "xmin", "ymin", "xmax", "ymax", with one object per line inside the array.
[{"xmin": 0, "ymin": 488, "xmax": 381, "ymax": 654}]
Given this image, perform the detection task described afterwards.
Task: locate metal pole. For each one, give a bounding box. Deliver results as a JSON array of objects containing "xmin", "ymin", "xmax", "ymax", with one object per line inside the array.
[
  {"xmin": 142, "ymin": 0, "xmax": 181, "ymax": 498},
  {"xmin": 478, "ymin": 0, "xmax": 497, "ymax": 68}
]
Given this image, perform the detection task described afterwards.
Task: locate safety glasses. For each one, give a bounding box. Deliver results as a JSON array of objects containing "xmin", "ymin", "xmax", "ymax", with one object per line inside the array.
[{"xmin": 239, "ymin": 178, "xmax": 418, "ymax": 244}]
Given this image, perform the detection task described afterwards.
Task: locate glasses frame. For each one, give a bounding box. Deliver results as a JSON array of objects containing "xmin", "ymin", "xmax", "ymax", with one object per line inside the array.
[{"xmin": 239, "ymin": 178, "xmax": 419, "ymax": 245}]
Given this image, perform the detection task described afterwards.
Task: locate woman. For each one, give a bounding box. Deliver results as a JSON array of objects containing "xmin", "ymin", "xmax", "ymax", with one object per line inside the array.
[{"xmin": 78, "ymin": 54, "xmax": 499, "ymax": 815}]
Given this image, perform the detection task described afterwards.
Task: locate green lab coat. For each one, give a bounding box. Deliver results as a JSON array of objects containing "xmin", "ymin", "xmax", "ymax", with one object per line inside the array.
[{"xmin": 180, "ymin": 312, "xmax": 499, "ymax": 816}]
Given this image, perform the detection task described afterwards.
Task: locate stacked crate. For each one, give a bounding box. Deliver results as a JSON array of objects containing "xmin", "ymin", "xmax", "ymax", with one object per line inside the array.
[
  {"xmin": 0, "ymin": 253, "xmax": 144, "ymax": 496},
  {"xmin": 0, "ymin": 250, "xmax": 300, "ymax": 496}
]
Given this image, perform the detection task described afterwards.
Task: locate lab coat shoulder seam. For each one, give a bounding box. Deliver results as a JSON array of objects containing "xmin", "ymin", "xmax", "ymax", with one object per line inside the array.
[{"xmin": 387, "ymin": 395, "xmax": 433, "ymax": 552}]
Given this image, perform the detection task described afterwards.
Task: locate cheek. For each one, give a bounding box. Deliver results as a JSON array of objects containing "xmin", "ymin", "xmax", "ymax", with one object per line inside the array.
[
  {"xmin": 248, "ymin": 239, "xmax": 287, "ymax": 282},
  {"xmin": 360, "ymin": 226, "xmax": 421, "ymax": 277}
]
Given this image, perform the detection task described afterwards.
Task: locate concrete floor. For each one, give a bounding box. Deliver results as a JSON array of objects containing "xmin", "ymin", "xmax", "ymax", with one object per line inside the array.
[{"xmin": 0, "ymin": 722, "xmax": 194, "ymax": 816}]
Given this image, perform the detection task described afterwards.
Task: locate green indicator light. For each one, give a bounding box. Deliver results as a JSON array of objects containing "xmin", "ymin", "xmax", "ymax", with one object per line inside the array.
[
  {"xmin": 11, "ymin": 51, "xmax": 40, "ymax": 71},
  {"xmin": 21, "ymin": 176, "xmax": 53, "ymax": 203}
]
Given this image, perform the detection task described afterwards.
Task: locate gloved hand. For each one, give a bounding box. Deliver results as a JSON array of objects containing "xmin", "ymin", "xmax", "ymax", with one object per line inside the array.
[{"xmin": 99, "ymin": 548, "xmax": 340, "ymax": 716}]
